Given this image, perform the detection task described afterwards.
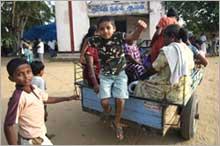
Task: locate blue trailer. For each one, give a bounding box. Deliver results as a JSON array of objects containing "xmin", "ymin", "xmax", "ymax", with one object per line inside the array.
[{"xmin": 74, "ymin": 64, "xmax": 204, "ymax": 140}]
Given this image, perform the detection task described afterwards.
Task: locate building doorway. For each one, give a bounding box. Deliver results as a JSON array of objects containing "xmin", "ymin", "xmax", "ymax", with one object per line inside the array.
[{"xmin": 115, "ymin": 20, "xmax": 127, "ymax": 32}]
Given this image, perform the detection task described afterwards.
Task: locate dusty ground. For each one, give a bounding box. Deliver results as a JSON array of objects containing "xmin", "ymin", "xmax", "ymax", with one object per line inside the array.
[{"xmin": 1, "ymin": 57, "xmax": 219, "ymax": 145}]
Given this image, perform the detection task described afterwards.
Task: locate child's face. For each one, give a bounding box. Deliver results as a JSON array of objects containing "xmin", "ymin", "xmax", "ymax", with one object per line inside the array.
[
  {"xmin": 98, "ymin": 21, "xmax": 116, "ymax": 39},
  {"xmin": 10, "ymin": 64, "xmax": 33, "ymax": 86}
]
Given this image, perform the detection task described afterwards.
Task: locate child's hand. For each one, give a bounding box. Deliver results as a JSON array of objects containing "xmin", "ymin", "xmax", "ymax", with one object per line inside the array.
[
  {"xmin": 66, "ymin": 95, "xmax": 80, "ymax": 101},
  {"xmin": 93, "ymin": 84, "xmax": 99, "ymax": 94},
  {"xmin": 137, "ymin": 20, "xmax": 147, "ymax": 30}
]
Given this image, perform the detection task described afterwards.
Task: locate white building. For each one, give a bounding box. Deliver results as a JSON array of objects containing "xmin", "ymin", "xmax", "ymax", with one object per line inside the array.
[{"xmin": 55, "ymin": 1, "xmax": 165, "ymax": 53}]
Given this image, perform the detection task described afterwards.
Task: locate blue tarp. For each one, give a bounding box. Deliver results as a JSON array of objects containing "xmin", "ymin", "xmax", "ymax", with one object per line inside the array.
[{"xmin": 23, "ymin": 23, "xmax": 57, "ymax": 41}]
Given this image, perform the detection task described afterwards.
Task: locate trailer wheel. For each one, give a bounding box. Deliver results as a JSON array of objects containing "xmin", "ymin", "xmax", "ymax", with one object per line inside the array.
[{"xmin": 180, "ymin": 94, "xmax": 199, "ymax": 140}]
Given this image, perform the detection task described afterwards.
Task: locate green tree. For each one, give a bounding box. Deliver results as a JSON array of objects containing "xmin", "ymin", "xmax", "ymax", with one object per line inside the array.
[
  {"xmin": 1, "ymin": 1, "xmax": 55, "ymax": 55},
  {"xmin": 164, "ymin": 1, "xmax": 219, "ymax": 36}
]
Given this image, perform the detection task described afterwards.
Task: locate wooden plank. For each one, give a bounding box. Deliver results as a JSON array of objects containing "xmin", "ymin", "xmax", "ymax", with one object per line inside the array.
[{"xmin": 162, "ymin": 105, "xmax": 178, "ymax": 136}]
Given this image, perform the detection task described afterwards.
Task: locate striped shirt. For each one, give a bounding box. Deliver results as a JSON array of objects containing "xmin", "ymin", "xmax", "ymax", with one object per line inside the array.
[{"xmin": 124, "ymin": 43, "xmax": 145, "ymax": 81}]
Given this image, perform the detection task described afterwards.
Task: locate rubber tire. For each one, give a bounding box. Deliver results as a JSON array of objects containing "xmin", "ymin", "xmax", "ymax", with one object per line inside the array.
[{"xmin": 180, "ymin": 94, "xmax": 199, "ymax": 140}]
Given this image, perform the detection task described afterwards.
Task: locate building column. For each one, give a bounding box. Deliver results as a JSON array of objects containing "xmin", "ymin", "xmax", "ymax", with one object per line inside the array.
[
  {"xmin": 68, "ymin": 1, "xmax": 75, "ymax": 52},
  {"xmin": 149, "ymin": 1, "xmax": 165, "ymax": 39}
]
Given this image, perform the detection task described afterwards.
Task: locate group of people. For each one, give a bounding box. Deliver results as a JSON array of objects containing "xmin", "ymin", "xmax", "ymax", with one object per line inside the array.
[
  {"xmin": 20, "ymin": 39, "xmax": 44, "ymax": 63},
  {"xmin": 20, "ymin": 39, "xmax": 57, "ymax": 64},
  {"xmin": 4, "ymin": 7, "xmax": 210, "ymax": 145},
  {"xmin": 80, "ymin": 7, "xmax": 208, "ymax": 141}
]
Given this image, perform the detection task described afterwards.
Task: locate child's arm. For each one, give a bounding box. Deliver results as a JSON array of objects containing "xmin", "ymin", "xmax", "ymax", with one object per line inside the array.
[
  {"xmin": 44, "ymin": 95, "xmax": 79, "ymax": 104},
  {"xmin": 4, "ymin": 124, "xmax": 18, "ymax": 145},
  {"xmin": 85, "ymin": 53, "xmax": 99, "ymax": 93},
  {"xmin": 126, "ymin": 20, "xmax": 147, "ymax": 42},
  {"xmin": 195, "ymin": 53, "xmax": 208, "ymax": 67}
]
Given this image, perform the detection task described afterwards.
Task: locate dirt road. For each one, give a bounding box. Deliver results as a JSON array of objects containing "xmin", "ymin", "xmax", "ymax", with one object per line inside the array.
[{"xmin": 1, "ymin": 57, "xmax": 219, "ymax": 145}]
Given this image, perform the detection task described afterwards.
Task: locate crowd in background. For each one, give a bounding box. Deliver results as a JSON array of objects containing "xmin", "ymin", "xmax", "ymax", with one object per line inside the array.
[{"xmin": 18, "ymin": 39, "xmax": 57, "ymax": 63}]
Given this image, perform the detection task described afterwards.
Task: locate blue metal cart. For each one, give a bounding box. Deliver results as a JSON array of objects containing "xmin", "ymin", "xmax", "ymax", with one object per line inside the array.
[{"xmin": 74, "ymin": 64, "xmax": 204, "ymax": 140}]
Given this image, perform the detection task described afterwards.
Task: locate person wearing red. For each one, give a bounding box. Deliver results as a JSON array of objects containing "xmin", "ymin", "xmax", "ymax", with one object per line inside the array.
[
  {"xmin": 80, "ymin": 26, "xmax": 100, "ymax": 90},
  {"xmin": 149, "ymin": 7, "xmax": 178, "ymax": 63},
  {"xmin": 83, "ymin": 46, "xmax": 100, "ymax": 88}
]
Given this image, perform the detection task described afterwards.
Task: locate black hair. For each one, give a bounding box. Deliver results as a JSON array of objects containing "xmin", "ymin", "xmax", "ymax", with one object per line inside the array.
[
  {"xmin": 167, "ymin": 7, "xmax": 178, "ymax": 17},
  {"xmin": 163, "ymin": 24, "xmax": 188, "ymax": 42},
  {"xmin": 87, "ymin": 25, "xmax": 97, "ymax": 37},
  {"xmin": 179, "ymin": 27, "xmax": 188, "ymax": 43},
  {"xmin": 7, "ymin": 58, "xmax": 29, "ymax": 77},
  {"xmin": 97, "ymin": 16, "xmax": 115, "ymax": 29},
  {"xmin": 80, "ymin": 25, "xmax": 97, "ymax": 51},
  {"xmin": 30, "ymin": 60, "xmax": 45, "ymax": 75}
]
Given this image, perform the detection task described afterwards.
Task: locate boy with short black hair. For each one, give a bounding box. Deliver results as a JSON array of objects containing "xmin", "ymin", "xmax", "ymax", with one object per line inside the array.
[
  {"xmin": 81, "ymin": 16, "xmax": 147, "ymax": 140},
  {"xmin": 4, "ymin": 58, "xmax": 79, "ymax": 145},
  {"xmin": 31, "ymin": 61, "xmax": 46, "ymax": 92},
  {"xmin": 31, "ymin": 60, "xmax": 53, "ymax": 138}
]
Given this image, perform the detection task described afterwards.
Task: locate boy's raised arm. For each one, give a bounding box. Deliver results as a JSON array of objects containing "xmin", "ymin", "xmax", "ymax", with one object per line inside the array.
[
  {"xmin": 4, "ymin": 125, "xmax": 18, "ymax": 145},
  {"xmin": 126, "ymin": 20, "xmax": 147, "ymax": 42}
]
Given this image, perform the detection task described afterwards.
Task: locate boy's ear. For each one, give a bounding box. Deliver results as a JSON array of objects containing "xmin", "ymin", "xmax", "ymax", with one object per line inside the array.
[{"xmin": 8, "ymin": 76, "xmax": 15, "ymax": 82}]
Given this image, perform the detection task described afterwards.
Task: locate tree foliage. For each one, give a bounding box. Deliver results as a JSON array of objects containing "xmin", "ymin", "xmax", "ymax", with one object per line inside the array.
[
  {"xmin": 1, "ymin": 1, "xmax": 55, "ymax": 54},
  {"xmin": 164, "ymin": 1, "xmax": 219, "ymax": 35}
]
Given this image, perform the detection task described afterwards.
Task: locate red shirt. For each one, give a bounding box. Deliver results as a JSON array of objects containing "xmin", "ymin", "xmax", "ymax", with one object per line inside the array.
[
  {"xmin": 83, "ymin": 47, "xmax": 100, "ymax": 86},
  {"xmin": 150, "ymin": 16, "xmax": 177, "ymax": 62}
]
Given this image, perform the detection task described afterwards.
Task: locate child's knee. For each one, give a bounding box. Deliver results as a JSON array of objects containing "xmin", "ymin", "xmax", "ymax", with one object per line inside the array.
[
  {"xmin": 116, "ymin": 98, "xmax": 125, "ymax": 104},
  {"xmin": 101, "ymin": 98, "xmax": 109, "ymax": 106}
]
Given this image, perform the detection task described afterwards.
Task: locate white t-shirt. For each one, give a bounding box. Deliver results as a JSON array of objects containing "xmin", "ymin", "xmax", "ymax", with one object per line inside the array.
[
  {"xmin": 48, "ymin": 40, "xmax": 55, "ymax": 50},
  {"xmin": 32, "ymin": 76, "xmax": 46, "ymax": 91},
  {"xmin": 37, "ymin": 42, "xmax": 44, "ymax": 54}
]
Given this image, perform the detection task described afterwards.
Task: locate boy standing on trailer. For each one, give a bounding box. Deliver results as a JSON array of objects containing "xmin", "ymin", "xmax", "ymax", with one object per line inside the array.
[{"xmin": 82, "ymin": 16, "xmax": 147, "ymax": 140}]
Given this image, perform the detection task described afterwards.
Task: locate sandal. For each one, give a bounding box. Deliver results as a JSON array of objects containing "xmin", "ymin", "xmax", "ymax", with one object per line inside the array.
[
  {"xmin": 111, "ymin": 121, "xmax": 124, "ymax": 140},
  {"xmin": 100, "ymin": 106, "xmax": 112, "ymax": 123}
]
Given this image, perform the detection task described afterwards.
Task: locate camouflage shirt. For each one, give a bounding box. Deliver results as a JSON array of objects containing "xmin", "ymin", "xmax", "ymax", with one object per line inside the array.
[{"xmin": 88, "ymin": 32, "xmax": 127, "ymax": 75}]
